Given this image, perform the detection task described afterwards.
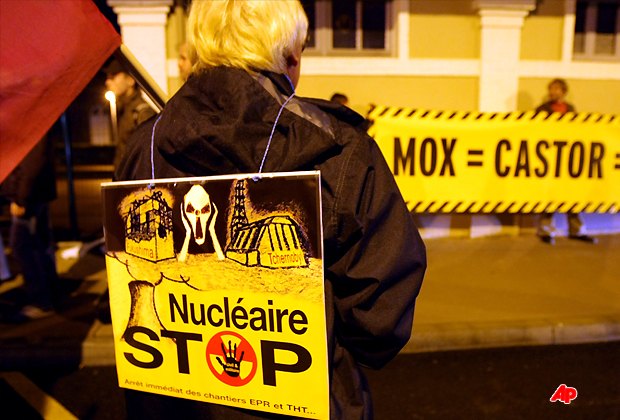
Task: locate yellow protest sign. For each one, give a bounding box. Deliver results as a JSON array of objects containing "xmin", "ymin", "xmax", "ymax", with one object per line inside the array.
[
  {"xmin": 368, "ymin": 107, "xmax": 620, "ymax": 213},
  {"xmin": 102, "ymin": 172, "xmax": 329, "ymax": 419}
]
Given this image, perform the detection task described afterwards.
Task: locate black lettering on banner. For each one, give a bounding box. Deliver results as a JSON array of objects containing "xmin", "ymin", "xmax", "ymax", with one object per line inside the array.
[
  {"xmin": 276, "ymin": 309, "xmax": 289, "ymax": 333},
  {"xmin": 394, "ymin": 137, "xmax": 415, "ymax": 175},
  {"xmin": 232, "ymin": 298, "xmax": 249, "ymax": 329},
  {"xmin": 268, "ymin": 300, "xmax": 275, "ymax": 332},
  {"xmin": 440, "ymin": 138, "xmax": 457, "ymax": 176},
  {"xmin": 249, "ymin": 307, "xmax": 267, "ymax": 331},
  {"xmin": 515, "ymin": 140, "xmax": 530, "ymax": 177},
  {"xmin": 495, "ymin": 139, "xmax": 511, "ymax": 177},
  {"xmin": 124, "ymin": 326, "xmax": 164, "ymax": 369},
  {"xmin": 420, "ymin": 138, "xmax": 437, "ymax": 176},
  {"xmin": 589, "ymin": 143, "xmax": 605, "ymax": 178},
  {"xmin": 553, "ymin": 141, "xmax": 568, "ymax": 178},
  {"xmin": 224, "ymin": 297, "xmax": 231, "ymax": 328},
  {"xmin": 167, "ymin": 294, "xmax": 308, "ymax": 335},
  {"xmin": 170, "ymin": 294, "xmax": 189, "ymax": 323},
  {"xmin": 191, "ymin": 302, "xmax": 206, "ymax": 326},
  {"xmin": 261, "ymin": 341, "xmax": 312, "ymax": 386},
  {"xmin": 289, "ymin": 310, "xmax": 308, "ymax": 335},
  {"xmin": 161, "ymin": 330, "xmax": 203, "ymax": 374},
  {"xmin": 394, "ymin": 135, "xmax": 608, "ymax": 180},
  {"xmin": 287, "ymin": 404, "xmax": 309, "ymax": 413},
  {"xmin": 568, "ymin": 142, "xmax": 585, "ymax": 178},
  {"xmin": 208, "ymin": 304, "xmax": 224, "ymax": 327},
  {"xmin": 171, "ymin": 293, "xmax": 213, "ymax": 326},
  {"xmin": 393, "ymin": 137, "xmax": 456, "ymax": 177},
  {"xmin": 467, "ymin": 150, "xmax": 483, "ymax": 167},
  {"xmin": 535, "ymin": 140, "xmax": 549, "ymax": 177}
]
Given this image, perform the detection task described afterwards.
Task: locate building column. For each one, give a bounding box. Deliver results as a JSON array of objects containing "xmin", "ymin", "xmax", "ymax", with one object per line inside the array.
[
  {"xmin": 107, "ymin": 0, "xmax": 173, "ymax": 95},
  {"xmin": 562, "ymin": 0, "xmax": 577, "ymax": 62},
  {"xmin": 475, "ymin": 1, "xmax": 536, "ymax": 112},
  {"xmin": 394, "ymin": 0, "xmax": 410, "ymax": 61}
]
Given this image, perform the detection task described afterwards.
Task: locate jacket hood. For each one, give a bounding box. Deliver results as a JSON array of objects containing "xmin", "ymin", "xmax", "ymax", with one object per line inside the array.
[{"xmin": 152, "ymin": 66, "xmax": 364, "ymax": 176}]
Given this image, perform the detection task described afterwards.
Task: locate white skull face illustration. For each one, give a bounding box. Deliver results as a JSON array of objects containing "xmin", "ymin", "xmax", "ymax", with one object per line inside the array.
[
  {"xmin": 178, "ymin": 184, "xmax": 224, "ymax": 262},
  {"xmin": 184, "ymin": 185, "xmax": 212, "ymax": 245}
]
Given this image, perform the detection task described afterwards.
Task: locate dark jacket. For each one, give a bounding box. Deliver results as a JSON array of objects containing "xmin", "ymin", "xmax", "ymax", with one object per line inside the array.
[
  {"xmin": 117, "ymin": 66, "xmax": 426, "ymax": 420},
  {"xmin": 2, "ymin": 135, "xmax": 56, "ymax": 214},
  {"xmin": 535, "ymin": 100, "xmax": 576, "ymax": 115}
]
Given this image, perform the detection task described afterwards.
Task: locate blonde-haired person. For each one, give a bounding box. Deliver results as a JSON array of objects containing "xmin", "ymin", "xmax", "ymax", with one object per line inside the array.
[
  {"xmin": 117, "ymin": 2, "xmax": 426, "ymax": 419},
  {"xmin": 187, "ymin": 0, "xmax": 308, "ymax": 81}
]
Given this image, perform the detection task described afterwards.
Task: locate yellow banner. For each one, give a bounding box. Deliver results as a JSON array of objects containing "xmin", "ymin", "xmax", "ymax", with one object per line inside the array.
[
  {"xmin": 102, "ymin": 173, "xmax": 329, "ymax": 419},
  {"xmin": 368, "ymin": 107, "xmax": 620, "ymax": 213}
]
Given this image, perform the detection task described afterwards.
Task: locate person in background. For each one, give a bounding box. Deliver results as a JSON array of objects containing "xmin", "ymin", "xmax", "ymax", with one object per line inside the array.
[
  {"xmin": 330, "ymin": 92, "xmax": 349, "ymax": 107},
  {"xmin": 178, "ymin": 42, "xmax": 192, "ymax": 82},
  {"xmin": 329, "ymin": 93, "xmax": 375, "ymax": 132},
  {"xmin": 1, "ymin": 135, "xmax": 57, "ymax": 320},
  {"xmin": 117, "ymin": 1, "xmax": 426, "ymax": 419},
  {"xmin": 535, "ymin": 78, "xmax": 597, "ymax": 245},
  {"xmin": 0, "ymin": 230, "xmax": 12, "ymax": 283},
  {"xmin": 103, "ymin": 60, "xmax": 156, "ymax": 170},
  {"xmin": 90, "ymin": 62, "xmax": 157, "ymax": 323}
]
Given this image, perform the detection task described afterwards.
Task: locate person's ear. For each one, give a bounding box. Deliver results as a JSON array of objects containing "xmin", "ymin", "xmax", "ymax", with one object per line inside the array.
[{"xmin": 286, "ymin": 52, "xmax": 300, "ymax": 71}]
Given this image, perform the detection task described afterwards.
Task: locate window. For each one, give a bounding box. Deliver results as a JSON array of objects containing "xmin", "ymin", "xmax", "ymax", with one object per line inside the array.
[
  {"xmin": 574, "ymin": 1, "xmax": 620, "ymax": 60},
  {"xmin": 300, "ymin": 1, "xmax": 394, "ymax": 56}
]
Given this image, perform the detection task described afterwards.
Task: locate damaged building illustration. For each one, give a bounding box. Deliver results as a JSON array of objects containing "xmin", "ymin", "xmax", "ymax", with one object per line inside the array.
[
  {"xmin": 225, "ymin": 179, "xmax": 309, "ymax": 268},
  {"xmin": 122, "ymin": 189, "xmax": 175, "ymax": 262}
]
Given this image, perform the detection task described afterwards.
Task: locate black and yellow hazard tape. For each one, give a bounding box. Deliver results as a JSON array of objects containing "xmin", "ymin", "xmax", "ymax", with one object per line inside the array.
[
  {"xmin": 368, "ymin": 107, "xmax": 620, "ymax": 214},
  {"xmin": 405, "ymin": 200, "xmax": 619, "ymax": 214}
]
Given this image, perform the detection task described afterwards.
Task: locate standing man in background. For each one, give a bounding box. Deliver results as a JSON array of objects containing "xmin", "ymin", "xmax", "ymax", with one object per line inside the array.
[
  {"xmin": 2, "ymin": 135, "xmax": 58, "ymax": 320},
  {"xmin": 178, "ymin": 42, "xmax": 192, "ymax": 82},
  {"xmin": 330, "ymin": 92, "xmax": 349, "ymax": 107},
  {"xmin": 104, "ymin": 60, "xmax": 156, "ymax": 170},
  {"xmin": 535, "ymin": 78, "xmax": 597, "ymax": 245},
  {"xmin": 94, "ymin": 62, "xmax": 157, "ymax": 323},
  {"xmin": 0, "ymin": 231, "xmax": 11, "ymax": 283}
]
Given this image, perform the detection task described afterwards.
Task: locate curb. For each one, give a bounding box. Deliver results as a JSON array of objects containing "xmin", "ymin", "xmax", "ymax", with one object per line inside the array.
[
  {"xmin": 402, "ymin": 315, "xmax": 620, "ymax": 354},
  {"xmin": 75, "ymin": 316, "xmax": 620, "ymax": 367},
  {"xmin": 81, "ymin": 320, "xmax": 116, "ymax": 367}
]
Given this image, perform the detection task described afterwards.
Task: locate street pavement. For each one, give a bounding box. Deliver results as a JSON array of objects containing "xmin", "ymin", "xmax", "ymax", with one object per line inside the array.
[
  {"xmin": 3, "ymin": 341, "xmax": 618, "ymax": 420},
  {"xmin": 405, "ymin": 233, "xmax": 620, "ymax": 353},
  {"xmin": 1, "ymin": 233, "xmax": 619, "ymax": 369}
]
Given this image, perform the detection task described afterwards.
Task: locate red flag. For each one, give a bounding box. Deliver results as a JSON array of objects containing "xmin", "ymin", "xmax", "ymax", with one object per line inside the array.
[{"xmin": 0, "ymin": 0, "xmax": 121, "ymax": 183}]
